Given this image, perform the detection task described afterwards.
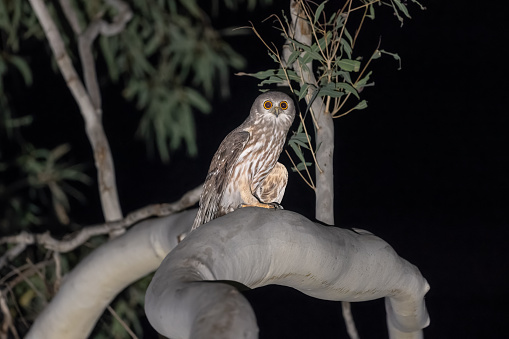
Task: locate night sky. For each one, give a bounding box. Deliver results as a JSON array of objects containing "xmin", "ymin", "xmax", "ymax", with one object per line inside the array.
[{"xmin": 8, "ymin": 1, "xmax": 509, "ymax": 338}]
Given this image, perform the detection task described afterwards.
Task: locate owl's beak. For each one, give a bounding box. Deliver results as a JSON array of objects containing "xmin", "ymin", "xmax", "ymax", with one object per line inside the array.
[{"xmin": 272, "ymin": 107, "xmax": 281, "ymax": 117}]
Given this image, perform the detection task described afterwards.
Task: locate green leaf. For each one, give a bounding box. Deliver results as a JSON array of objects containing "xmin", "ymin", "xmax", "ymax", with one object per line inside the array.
[
  {"xmin": 343, "ymin": 27, "xmax": 354, "ymax": 47},
  {"xmin": 335, "ymin": 82, "xmax": 359, "ymax": 99},
  {"xmin": 287, "ymin": 49, "xmax": 300, "ymax": 66},
  {"xmin": 317, "ymin": 31, "xmax": 332, "ymax": 51},
  {"xmin": 367, "ymin": 3, "xmax": 376, "ymax": 19},
  {"xmin": 289, "ymin": 131, "xmax": 311, "ymax": 150},
  {"xmin": 289, "ymin": 141, "xmax": 306, "ymax": 165},
  {"xmin": 7, "ymin": 55, "xmax": 32, "ymax": 86},
  {"xmin": 392, "ymin": 0, "xmax": 412, "ymax": 19},
  {"xmin": 241, "ymin": 69, "xmax": 278, "ymax": 80},
  {"xmin": 314, "ymin": 1, "xmax": 327, "ymax": 24},
  {"xmin": 185, "ymin": 87, "xmax": 211, "ymax": 113},
  {"xmin": 333, "ymin": 70, "xmax": 352, "ymax": 83},
  {"xmin": 340, "ymin": 38, "xmax": 352, "ymax": 59},
  {"xmin": 336, "ymin": 58, "xmax": 361, "ymax": 72},
  {"xmin": 353, "ymin": 100, "xmax": 368, "ymax": 110},
  {"xmin": 292, "ymin": 162, "xmax": 312, "ymax": 172},
  {"xmin": 379, "ymin": 49, "xmax": 402, "ymax": 70},
  {"xmin": 99, "ymin": 36, "xmax": 119, "ymax": 82},
  {"xmin": 316, "ymin": 82, "xmax": 339, "ymax": 98},
  {"xmin": 178, "ymin": 0, "xmax": 201, "ymax": 18},
  {"xmin": 296, "ymin": 83, "xmax": 309, "ymax": 101},
  {"xmin": 356, "ymin": 71, "xmax": 373, "ymax": 89}
]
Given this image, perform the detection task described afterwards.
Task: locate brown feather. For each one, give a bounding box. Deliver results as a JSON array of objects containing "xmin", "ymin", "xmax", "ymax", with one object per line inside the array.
[
  {"xmin": 191, "ymin": 91, "xmax": 295, "ymax": 231},
  {"xmin": 192, "ymin": 130, "xmax": 250, "ymax": 229}
]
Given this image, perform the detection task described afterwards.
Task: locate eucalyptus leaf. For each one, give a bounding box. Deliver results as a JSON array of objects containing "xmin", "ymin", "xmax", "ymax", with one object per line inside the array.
[
  {"xmin": 392, "ymin": 0, "xmax": 412, "ymax": 19},
  {"xmin": 292, "ymin": 162, "xmax": 312, "ymax": 172},
  {"xmin": 314, "ymin": 1, "xmax": 327, "ymax": 24},
  {"xmin": 336, "ymin": 58, "xmax": 361, "ymax": 72},
  {"xmin": 354, "ymin": 100, "xmax": 368, "ymax": 110},
  {"xmin": 335, "ymin": 82, "xmax": 359, "ymax": 99},
  {"xmin": 7, "ymin": 55, "xmax": 32, "ymax": 86}
]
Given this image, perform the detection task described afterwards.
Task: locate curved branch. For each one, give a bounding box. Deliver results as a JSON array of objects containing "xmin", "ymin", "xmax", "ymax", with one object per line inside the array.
[
  {"xmin": 25, "ymin": 210, "xmax": 196, "ymax": 339},
  {"xmin": 145, "ymin": 208, "xmax": 430, "ymax": 339}
]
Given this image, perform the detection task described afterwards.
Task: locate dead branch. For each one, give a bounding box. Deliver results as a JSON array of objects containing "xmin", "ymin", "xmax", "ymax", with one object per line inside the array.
[
  {"xmin": 0, "ymin": 185, "xmax": 202, "ymax": 268},
  {"xmin": 0, "ymin": 290, "xmax": 20, "ymax": 339}
]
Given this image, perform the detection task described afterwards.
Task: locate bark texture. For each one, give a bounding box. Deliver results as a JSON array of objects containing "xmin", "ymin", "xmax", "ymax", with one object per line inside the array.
[
  {"xmin": 25, "ymin": 210, "xmax": 196, "ymax": 339},
  {"xmin": 145, "ymin": 208, "xmax": 430, "ymax": 339}
]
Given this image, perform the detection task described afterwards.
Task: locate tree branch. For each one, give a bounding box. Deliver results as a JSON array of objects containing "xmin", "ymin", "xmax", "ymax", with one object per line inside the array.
[
  {"xmin": 28, "ymin": 0, "xmax": 129, "ymax": 223},
  {"xmin": 145, "ymin": 208, "xmax": 430, "ymax": 339},
  {"xmin": 0, "ymin": 185, "xmax": 202, "ymax": 268},
  {"xmin": 25, "ymin": 210, "xmax": 196, "ymax": 339}
]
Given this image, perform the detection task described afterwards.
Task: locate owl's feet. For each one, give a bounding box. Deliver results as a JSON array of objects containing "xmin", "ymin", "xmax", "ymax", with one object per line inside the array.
[{"xmin": 238, "ymin": 202, "xmax": 284, "ymax": 210}]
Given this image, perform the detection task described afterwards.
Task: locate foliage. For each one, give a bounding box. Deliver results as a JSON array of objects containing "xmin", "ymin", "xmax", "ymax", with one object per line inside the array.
[
  {"xmin": 0, "ymin": 0, "xmax": 273, "ymax": 338},
  {"xmin": 241, "ymin": 0, "xmax": 424, "ymax": 188}
]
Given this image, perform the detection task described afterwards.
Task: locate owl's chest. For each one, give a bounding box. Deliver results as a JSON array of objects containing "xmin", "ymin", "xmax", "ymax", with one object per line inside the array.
[{"xmin": 233, "ymin": 128, "xmax": 285, "ymax": 182}]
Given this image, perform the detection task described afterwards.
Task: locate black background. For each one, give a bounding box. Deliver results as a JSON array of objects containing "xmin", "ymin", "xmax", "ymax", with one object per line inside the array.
[{"xmin": 8, "ymin": 1, "xmax": 509, "ymax": 338}]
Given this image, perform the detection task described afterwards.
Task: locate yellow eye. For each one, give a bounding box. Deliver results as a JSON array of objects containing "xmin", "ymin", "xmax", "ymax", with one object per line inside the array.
[
  {"xmin": 280, "ymin": 101, "xmax": 288, "ymax": 110},
  {"xmin": 263, "ymin": 100, "xmax": 272, "ymax": 110}
]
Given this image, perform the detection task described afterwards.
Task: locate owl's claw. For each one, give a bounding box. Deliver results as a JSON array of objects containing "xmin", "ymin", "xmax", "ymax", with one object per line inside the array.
[
  {"xmin": 237, "ymin": 202, "xmax": 284, "ymax": 210},
  {"xmin": 268, "ymin": 202, "xmax": 284, "ymax": 210}
]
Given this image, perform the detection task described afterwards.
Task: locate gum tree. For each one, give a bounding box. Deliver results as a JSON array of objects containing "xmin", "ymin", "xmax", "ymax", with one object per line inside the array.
[{"xmin": 0, "ymin": 0, "xmax": 429, "ymax": 338}]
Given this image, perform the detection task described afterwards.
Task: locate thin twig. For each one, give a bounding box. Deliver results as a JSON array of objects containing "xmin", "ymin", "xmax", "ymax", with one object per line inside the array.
[
  {"xmin": 0, "ymin": 185, "xmax": 203, "ymax": 267},
  {"xmin": 7, "ymin": 264, "xmax": 46, "ymax": 303},
  {"xmin": 0, "ymin": 243, "xmax": 27, "ymax": 269},
  {"xmin": 298, "ymin": 111, "xmax": 322, "ymax": 174},
  {"xmin": 350, "ymin": 0, "xmax": 381, "ymax": 13},
  {"xmin": 334, "ymin": 41, "xmax": 380, "ymax": 117},
  {"xmin": 53, "ymin": 252, "xmax": 62, "ymax": 292},
  {"xmin": 0, "ymin": 290, "xmax": 20, "ymax": 339},
  {"xmin": 107, "ymin": 305, "xmax": 139, "ymax": 339},
  {"xmin": 0, "ymin": 260, "xmax": 54, "ymax": 288},
  {"xmin": 285, "ymin": 149, "xmax": 315, "ymax": 189}
]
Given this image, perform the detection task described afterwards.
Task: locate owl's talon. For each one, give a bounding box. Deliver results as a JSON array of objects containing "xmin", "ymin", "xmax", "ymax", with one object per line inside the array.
[
  {"xmin": 237, "ymin": 202, "xmax": 283, "ymax": 210},
  {"xmin": 268, "ymin": 202, "xmax": 284, "ymax": 210}
]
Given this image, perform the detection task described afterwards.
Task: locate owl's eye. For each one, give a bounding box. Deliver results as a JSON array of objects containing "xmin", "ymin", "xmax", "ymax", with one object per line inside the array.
[
  {"xmin": 263, "ymin": 100, "xmax": 273, "ymax": 110},
  {"xmin": 280, "ymin": 101, "xmax": 288, "ymax": 110}
]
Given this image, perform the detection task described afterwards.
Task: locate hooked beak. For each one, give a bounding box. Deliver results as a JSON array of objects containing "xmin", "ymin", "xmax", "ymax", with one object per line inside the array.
[{"xmin": 272, "ymin": 106, "xmax": 281, "ymax": 117}]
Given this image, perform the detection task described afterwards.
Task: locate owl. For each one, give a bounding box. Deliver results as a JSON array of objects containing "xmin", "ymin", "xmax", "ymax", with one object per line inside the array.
[{"xmin": 191, "ymin": 91, "xmax": 296, "ymax": 230}]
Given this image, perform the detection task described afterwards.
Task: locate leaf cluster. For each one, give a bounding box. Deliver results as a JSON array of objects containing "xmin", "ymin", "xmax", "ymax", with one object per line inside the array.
[
  {"xmin": 98, "ymin": 0, "xmax": 248, "ymax": 161},
  {"xmin": 241, "ymin": 0, "xmax": 424, "ymax": 186}
]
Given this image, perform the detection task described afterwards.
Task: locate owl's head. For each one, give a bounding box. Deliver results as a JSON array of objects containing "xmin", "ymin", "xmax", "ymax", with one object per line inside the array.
[{"xmin": 250, "ymin": 91, "xmax": 296, "ymax": 129}]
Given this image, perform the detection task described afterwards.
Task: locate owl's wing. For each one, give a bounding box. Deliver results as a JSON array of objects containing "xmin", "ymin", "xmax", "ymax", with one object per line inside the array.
[{"xmin": 191, "ymin": 129, "xmax": 250, "ymax": 230}]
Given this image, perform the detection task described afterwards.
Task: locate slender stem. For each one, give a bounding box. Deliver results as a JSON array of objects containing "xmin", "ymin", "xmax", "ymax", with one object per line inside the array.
[
  {"xmin": 107, "ymin": 305, "xmax": 139, "ymax": 339},
  {"xmin": 350, "ymin": 0, "xmax": 381, "ymax": 13},
  {"xmin": 285, "ymin": 149, "xmax": 315, "ymax": 189}
]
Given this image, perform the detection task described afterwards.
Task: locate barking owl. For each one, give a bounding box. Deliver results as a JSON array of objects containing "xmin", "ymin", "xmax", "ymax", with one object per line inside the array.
[{"xmin": 191, "ymin": 91, "xmax": 296, "ymax": 230}]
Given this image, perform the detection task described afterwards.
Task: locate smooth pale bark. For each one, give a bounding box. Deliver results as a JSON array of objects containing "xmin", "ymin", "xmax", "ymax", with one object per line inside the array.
[
  {"xmin": 145, "ymin": 208, "xmax": 430, "ymax": 339},
  {"xmin": 283, "ymin": 0, "xmax": 335, "ymax": 225},
  {"xmin": 25, "ymin": 210, "xmax": 196, "ymax": 339},
  {"xmin": 29, "ymin": 0, "xmax": 123, "ymax": 222}
]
